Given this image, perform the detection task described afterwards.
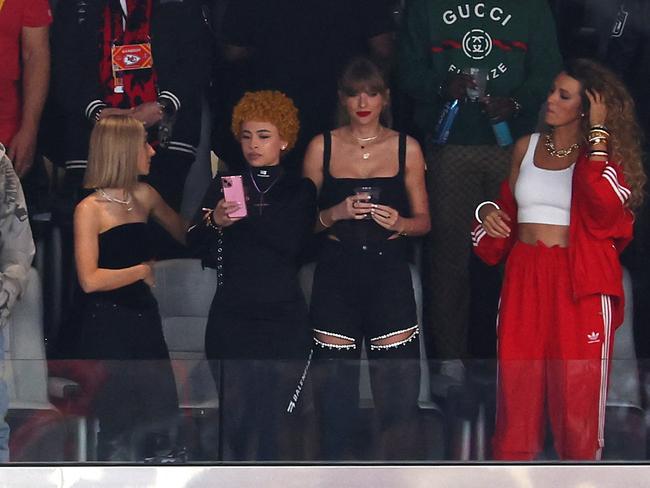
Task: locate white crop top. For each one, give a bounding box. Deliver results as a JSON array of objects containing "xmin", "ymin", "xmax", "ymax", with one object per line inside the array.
[{"xmin": 514, "ymin": 133, "xmax": 574, "ymax": 225}]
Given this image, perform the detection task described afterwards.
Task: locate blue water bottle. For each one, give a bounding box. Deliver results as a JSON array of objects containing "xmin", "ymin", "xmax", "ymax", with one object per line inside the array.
[
  {"xmin": 491, "ymin": 118, "xmax": 513, "ymax": 146},
  {"xmin": 433, "ymin": 99, "xmax": 460, "ymax": 145}
]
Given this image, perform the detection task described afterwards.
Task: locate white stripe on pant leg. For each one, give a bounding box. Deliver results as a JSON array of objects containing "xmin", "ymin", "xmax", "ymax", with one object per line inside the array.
[
  {"xmin": 602, "ymin": 296, "xmax": 612, "ymax": 447},
  {"xmin": 494, "ymin": 298, "xmax": 501, "ymax": 433},
  {"xmin": 597, "ymin": 294, "xmax": 612, "ymax": 459}
]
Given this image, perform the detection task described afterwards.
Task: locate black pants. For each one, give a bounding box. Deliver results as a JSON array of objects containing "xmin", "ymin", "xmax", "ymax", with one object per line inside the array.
[
  {"xmin": 310, "ymin": 239, "xmax": 421, "ymax": 460},
  {"xmin": 423, "ymin": 143, "xmax": 510, "ymax": 360},
  {"xmin": 79, "ymin": 300, "xmax": 179, "ymax": 461},
  {"xmin": 208, "ymin": 358, "xmax": 314, "ymax": 461},
  {"xmin": 94, "ymin": 359, "xmax": 179, "ymax": 461},
  {"xmin": 205, "ymin": 300, "xmax": 314, "ymax": 461}
]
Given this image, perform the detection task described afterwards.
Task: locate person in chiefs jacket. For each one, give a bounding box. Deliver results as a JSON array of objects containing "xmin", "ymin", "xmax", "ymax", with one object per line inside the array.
[
  {"xmin": 52, "ymin": 0, "xmax": 208, "ymax": 212},
  {"xmin": 472, "ymin": 58, "xmax": 646, "ymax": 461}
]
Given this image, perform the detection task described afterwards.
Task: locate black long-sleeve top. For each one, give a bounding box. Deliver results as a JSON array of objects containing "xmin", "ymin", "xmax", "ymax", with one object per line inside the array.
[{"xmin": 188, "ymin": 171, "xmax": 317, "ymax": 306}]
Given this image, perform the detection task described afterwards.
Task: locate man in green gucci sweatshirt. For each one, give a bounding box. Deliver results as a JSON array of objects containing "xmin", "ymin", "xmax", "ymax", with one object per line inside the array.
[{"xmin": 398, "ymin": 0, "xmax": 562, "ymax": 381}]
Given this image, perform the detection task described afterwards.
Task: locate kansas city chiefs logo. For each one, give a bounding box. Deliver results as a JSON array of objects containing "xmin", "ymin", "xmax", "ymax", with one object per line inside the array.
[{"xmin": 124, "ymin": 54, "xmax": 142, "ymax": 66}]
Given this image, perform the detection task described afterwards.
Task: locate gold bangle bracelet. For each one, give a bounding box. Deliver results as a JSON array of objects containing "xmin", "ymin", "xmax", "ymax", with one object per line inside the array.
[
  {"xmin": 588, "ymin": 137, "xmax": 608, "ymax": 146},
  {"xmin": 590, "ymin": 124, "xmax": 609, "ymax": 133},
  {"xmin": 318, "ymin": 211, "xmax": 332, "ymax": 228},
  {"xmin": 589, "ymin": 150, "xmax": 609, "ymax": 158}
]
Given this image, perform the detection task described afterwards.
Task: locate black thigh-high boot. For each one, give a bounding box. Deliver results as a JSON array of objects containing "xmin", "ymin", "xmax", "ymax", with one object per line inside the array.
[
  {"xmin": 210, "ymin": 358, "xmax": 258, "ymax": 460},
  {"xmin": 94, "ymin": 360, "xmax": 137, "ymax": 461},
  {"xmin": 368, "ymin": 337, "xmax": 421, "ymax": 460},
  {"xmin": 312, "ymin": 344, "xmax": 362, "ymax": 460},
  {"xmin": 254, "ymin": 358, "xmax": 314, "ymax": 461},
  {"xmin": 132, "ymin": 359, "xmax": 179, "ymax": 460}
]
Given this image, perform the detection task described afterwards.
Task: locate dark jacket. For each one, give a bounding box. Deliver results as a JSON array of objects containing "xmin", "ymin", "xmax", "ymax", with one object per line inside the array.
[{"xmin": 52, "ymin": 0, "xmax": 208, "ymax": 164}]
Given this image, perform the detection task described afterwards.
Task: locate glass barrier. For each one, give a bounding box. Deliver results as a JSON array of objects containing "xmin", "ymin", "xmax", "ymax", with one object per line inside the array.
[{"xmin": 2, "ymin": 358, "xmax": 647, "ymax": 463}]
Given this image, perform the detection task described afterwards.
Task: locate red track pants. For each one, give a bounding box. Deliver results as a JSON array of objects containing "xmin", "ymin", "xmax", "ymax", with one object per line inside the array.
[{"xmin": 492, "ymin": 241, "xmax": 614, "ymax": 460}]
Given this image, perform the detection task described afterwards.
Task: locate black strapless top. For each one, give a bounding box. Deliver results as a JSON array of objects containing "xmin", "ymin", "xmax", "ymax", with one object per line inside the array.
[
  {"xmin": 318, "ymin": 131, "xmax": 410, "ymax": 246},
  {"xmin": 88, "ymin": 222, "xmax": 156, "ymax": 308}
]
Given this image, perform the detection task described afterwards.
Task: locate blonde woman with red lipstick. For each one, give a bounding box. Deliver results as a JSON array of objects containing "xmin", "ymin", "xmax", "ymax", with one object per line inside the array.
[{"xmin": 303, "ymin": 57, "xmax": 430, "ymax": 460}]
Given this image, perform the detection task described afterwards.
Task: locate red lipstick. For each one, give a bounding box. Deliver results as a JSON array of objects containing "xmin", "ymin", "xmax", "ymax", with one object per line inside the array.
[{"xmin": 356, "ymin": 111, "xmax": 371, "ymax": 117}]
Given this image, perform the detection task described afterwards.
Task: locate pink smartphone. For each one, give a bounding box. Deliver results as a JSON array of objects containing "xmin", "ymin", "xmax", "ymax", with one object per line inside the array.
[{"xmin": 221, "ymin": 175, "xmax": 248, "ymax": 218}]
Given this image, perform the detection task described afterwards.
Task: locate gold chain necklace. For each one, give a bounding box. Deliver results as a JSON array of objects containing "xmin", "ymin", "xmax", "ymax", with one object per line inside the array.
[
  {"xmin": 352, "ymin": 127, "xmax": 383, "ymax": 160},
  {"xmin": 544, "ymin": 134, "xmax": 580, "ymax": 158}
]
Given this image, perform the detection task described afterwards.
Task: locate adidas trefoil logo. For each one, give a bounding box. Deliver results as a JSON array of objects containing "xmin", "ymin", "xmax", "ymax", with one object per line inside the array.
[{"xmin": 587, "ymin": 331, "xmax": 600, "ymax": 343}]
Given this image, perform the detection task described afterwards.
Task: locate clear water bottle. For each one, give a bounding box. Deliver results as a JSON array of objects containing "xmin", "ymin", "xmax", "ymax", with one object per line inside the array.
[
  {"xmin": 491, "ymin": 118, "xmax": 513, "ymax": 147},
  {"xmin": 433, "ymin": 99, "xmax": 460, "ymax": 145}
]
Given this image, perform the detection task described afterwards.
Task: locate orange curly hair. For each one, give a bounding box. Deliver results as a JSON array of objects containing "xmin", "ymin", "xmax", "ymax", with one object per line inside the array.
[
  {"xmin": 231, "ymin": 90, "xmax": 300, "ymax": 151},
  {"xmin": 565, "ymin": 58, "xmax": 646, "ymax": 209}
]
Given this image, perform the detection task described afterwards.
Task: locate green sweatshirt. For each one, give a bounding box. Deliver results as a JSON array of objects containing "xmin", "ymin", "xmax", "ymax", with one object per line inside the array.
[{"xmin": 398, "ymin": 0, "xmax": 562, "ymax": 144}]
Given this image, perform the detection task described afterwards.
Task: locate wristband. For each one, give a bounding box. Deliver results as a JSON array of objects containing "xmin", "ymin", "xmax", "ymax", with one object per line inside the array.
[
  {"xmin": 588, "ymin": 136, "xmax": 608, "ymax": 146},
  {"xmin": 318, "ymin": 211, "xmax": 332, "ymax": 228},
  {"xmin": 590, "ymin": 124, "xmax": 609, "ymax": 133},
  {"xmin": 205, "ymin": 211, "xmax": 222, "ymax": 231},
  {"xmin": 475, "ymin": 201, "xmax": 500, "ymax": 224},
  {"xmin": 588, "ymin": 150, "xmax": 609, "ymax": 159}
]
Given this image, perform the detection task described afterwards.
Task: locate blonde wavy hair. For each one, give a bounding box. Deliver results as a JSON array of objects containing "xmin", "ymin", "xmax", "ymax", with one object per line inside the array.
[
  {"xmin": 565, "ymin": 58, "xmax": 646, "ymax": 209},
  {"xmin": 84, "ymin": 115, "xmax": 145, "ymax": 192},
  {"xmin": 231, "ymin": 90, "xmax": 300, "ymax": 151}
]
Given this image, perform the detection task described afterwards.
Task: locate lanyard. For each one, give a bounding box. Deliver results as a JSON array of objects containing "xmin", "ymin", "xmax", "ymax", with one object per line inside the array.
[{"xmin": 118, "ymin": 0, "xmax": 128, "ymax": 30}]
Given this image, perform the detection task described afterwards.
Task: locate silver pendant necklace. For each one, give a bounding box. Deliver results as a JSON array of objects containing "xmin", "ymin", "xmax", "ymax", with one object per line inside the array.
[
  {"xmin": 248, "ymin": 168, "xmax": 281, "ymax": 215},
  {"xmin": 97, "ymin": 188, "xmax": 133, "ymax": 212}
]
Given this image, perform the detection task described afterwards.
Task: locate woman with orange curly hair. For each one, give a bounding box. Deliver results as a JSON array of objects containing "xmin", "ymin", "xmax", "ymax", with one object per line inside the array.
[
  {"xmin": 188, "ymin": 90, "xmax": 316, "ymax": 460},
  {"xmin": 472, "ymin": 58, "xmax": 646, "ymax": 460}
]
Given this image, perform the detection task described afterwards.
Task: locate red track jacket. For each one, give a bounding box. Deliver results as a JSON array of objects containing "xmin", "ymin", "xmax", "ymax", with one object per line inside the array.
[{"xmin": 471, "ymin": 151, "xmax": 635, "ymax": 328}]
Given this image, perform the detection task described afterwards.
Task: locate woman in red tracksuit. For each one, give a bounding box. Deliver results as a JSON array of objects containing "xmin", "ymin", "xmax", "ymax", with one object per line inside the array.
[{"xmin": 472, "ymin": 59, "xmax": 646, "ymax": 460}]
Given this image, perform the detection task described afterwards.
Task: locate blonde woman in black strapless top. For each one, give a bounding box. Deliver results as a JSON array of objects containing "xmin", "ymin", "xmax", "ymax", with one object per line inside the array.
[{"xmin": 74, "ymin": 115, "xmax": 187, "ymax": 461}]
